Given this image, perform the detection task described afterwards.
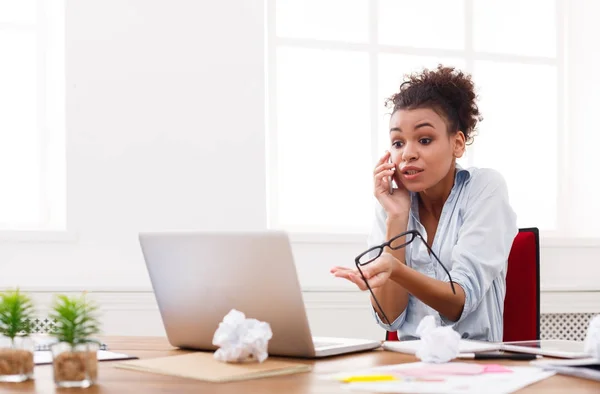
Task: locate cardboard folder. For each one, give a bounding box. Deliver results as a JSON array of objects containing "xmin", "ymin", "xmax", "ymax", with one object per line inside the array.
[{"xmin": 114, "ymin": 351, "xmax": 312, "ymax": 383}]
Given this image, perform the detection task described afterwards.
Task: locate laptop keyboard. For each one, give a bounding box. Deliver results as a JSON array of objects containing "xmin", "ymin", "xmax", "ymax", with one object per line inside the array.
[{"xmin": 314, "ymin": 341, "xmax": 339, "ymax": 348}]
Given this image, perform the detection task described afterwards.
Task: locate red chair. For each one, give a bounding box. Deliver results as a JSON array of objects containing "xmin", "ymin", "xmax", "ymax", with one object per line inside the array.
[
  {"xmin": 503, "ymin": 227, "xmax": 540, "ymax": 341},
  {"xmin": 384, "ymin": 227, "xmax": 540, "ymax": 342}
]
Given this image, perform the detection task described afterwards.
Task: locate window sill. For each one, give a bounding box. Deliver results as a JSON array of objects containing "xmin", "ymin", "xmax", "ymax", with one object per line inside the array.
[
  {"xmin": 288, "ymin": 232, "xmax": 368, "ymax": 244},
  {"xmin": 541, "ymin": 236, "xmax": 600, "ymax": 248},
  {"xmin": 287, "ymin": 231, "xmax": 600, "ymax": 248}
]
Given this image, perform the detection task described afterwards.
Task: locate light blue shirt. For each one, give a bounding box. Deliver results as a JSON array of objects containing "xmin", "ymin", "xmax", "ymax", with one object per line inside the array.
[{"xmin": 369, "ymin": 166, "xmax": 517, "ymax": 342}]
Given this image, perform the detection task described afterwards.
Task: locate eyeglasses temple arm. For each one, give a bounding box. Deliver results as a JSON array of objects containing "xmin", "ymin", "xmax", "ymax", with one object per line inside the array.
[
  {"xmin": 417, "ymin": 235, "xmax": 457, "ymax": 295},
  {"xmin": 355, "ymin": 264, "xmax": 393, "ymax": 326}
]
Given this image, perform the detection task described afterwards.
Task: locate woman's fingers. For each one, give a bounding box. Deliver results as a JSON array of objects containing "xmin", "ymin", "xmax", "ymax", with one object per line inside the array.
[
  {"xmin": 331, "ymin": 268, "xmax": 368, "ymax": 291},
  {"xmin": 337, "ymin": 273, "xmax": 365, "ymax": 290},
  {"xmin": 373, "ymin": 151, "xmax": 396, "ymax": 174},
  {"xmin": 348, "ymin": 271, "xmax": 382, "ymax": 291},
  {"xmin": 331, "ymin": 261, "xmax": 392, "ymax": 291},
  {"xmin": 348, "ymin": 272, "xmax": 368, "ymax": 291},
  {"xmin": 373, "ymin": 162, "xmax": 396, "ymax": 176},
  {"xmin": 374, "ymin": 168, "xmax": 396, "ymax": 197},
  {"xmin": 373, "ymin": 151, "xmax": 396, "ymax": 197},
  {"xmin": 365, "ymin": 271, "xmax": 388, "ymax": 288},
  {"xmin": 360, "ymin": 263, "xmax": 379, "ymax": 280},
  {"xmin": 374, "ymin": 151, "xmax": 390, "ymax": 171},
  {"xmin": 374, "ymin": 168, "xmax": 395, "ymax": 181},
  {"xmin": 330, "ymin": 266, "xmax": 356, "ymax": 275}
]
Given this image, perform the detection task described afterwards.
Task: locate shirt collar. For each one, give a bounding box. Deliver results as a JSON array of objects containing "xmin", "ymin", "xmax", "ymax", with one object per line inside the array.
[{"xmin": 455, "ymin": 163, "xmax": 471, "ymax": 184}]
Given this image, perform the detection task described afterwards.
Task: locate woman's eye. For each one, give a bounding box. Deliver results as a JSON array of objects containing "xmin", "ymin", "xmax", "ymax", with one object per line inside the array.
[
  {"xmin": 392, "ymin": 141, "xmax": 404, "ymax": 148},
  {"xmin": 419, "ymin": 138, "xmax": 432, "ymax": 145}
]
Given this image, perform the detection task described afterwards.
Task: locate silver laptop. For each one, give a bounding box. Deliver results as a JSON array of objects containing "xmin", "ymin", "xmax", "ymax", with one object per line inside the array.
[{"xmin": 138, "ymin": 230, "xmax": 381, "ymax": 358}]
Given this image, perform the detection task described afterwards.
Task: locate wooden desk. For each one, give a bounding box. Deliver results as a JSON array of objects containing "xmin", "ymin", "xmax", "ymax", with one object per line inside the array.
[{"xmin": 0, "ymin": 336, "xmax": 598, "ymax": 393}]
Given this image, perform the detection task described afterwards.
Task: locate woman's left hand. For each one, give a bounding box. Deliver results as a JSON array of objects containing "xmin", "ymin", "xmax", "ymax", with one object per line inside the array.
[{"xmin": 330, "ymin": 253, "xmax": 397, "ymax": 290}]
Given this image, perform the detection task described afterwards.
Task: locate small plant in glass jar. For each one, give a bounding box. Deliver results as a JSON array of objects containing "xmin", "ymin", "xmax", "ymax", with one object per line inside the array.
[
  {"xmin": 0, "ymin": 288, "xmax": 35, "ymax": 382},
  {"xmin": 49, "ymin": 293, "xmax": 101, "ymax": 388}
]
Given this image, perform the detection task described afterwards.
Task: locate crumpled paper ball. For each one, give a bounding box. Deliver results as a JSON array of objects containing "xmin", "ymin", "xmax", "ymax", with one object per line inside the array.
[
  {"xmin": 415, "ymin": 315, "xmax": 461, "ymax": 363},
  {"xmin": 584, "ymin": 314, "xmax": 600, "ymax": 359},
  {"xmin": 212, "ymin": 309, "xmax": 273, "ymax": 363}
]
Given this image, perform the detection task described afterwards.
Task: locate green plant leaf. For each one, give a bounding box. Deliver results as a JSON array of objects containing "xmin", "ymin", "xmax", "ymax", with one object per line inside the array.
[
  {"xmin": 48, "ymin": 293, "xmax": 101, "ymax": 345},
  {"xmin": 0, "ymin": 288, "xmax": 36, "ymax": 340}
]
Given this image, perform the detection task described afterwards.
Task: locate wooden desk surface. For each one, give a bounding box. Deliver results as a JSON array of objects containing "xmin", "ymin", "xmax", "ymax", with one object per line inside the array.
[{"xmin": 0, "ymin": 336, "xmax": 598, "ymax": 393}]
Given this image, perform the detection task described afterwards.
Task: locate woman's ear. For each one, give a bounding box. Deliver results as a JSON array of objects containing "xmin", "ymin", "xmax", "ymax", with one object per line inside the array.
[{"xmin": 453, "ymin": 131, "xmax": 466, "ymax": 158}]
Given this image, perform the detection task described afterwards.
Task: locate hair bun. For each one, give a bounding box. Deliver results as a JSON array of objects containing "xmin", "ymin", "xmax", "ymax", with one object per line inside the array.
[{"xmin": 385, "ymin": 65, "xmax": 482, "ymax": 144}]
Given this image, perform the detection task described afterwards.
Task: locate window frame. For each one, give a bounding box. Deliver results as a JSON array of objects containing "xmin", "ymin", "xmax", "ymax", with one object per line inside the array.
[{"xmin": 267, "ymin": 0, "xmax": 567, "ymax": 240}]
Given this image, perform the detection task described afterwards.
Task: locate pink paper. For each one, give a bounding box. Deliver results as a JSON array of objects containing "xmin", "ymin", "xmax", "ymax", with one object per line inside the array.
[
  {"xmin": 396, "ymin": 363, "xmax": 486, "ymax": 377},
  {"xmin": 482, "ymin": 364, "xmax": 513, "ymax": 373},
  {"xmin": 392, "ymin": 363, "xmax": 514, "ymax": 377}
]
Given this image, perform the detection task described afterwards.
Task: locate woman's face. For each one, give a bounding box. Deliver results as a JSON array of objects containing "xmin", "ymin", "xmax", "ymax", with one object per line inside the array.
[{"xmin": 389, "ymin": 107, "xmax": 465, "ymax": 192}]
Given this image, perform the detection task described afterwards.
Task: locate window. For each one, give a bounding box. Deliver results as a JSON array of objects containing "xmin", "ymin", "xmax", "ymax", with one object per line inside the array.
[
  {"xmin": 0, "ymin": 0, "xmax": 65, "ymax": 232},
  {"xmin": 268, "ymin": 0, "xmax": 564, "ymax": 235}
]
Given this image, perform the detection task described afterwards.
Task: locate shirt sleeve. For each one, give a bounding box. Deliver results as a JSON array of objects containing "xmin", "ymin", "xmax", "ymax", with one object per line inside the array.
[
  {"xmin": 440, "ymin": 169, "xmax": 518, "ymax": 325},
  {"xmin": 371, "ymin": 304, "xmax": 407, "ymax": 331}
]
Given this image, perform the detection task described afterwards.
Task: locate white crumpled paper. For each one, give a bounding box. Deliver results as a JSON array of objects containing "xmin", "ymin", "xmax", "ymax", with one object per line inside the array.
[
  {"xmin": 415, "ymin": 315, "xmax": 461, "ymax": 363},
  {"xmin": 584, "ymin": 314, "xmax": 600, "ymax": 359},
  {"xmin": 212, "ymin": 309, "xmax": 273, "ymax": 363}
]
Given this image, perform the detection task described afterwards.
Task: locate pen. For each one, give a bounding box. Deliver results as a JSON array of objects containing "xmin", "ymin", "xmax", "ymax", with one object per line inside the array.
[
  {"xmin": 340, "ymin": 374, "xmax": 397, "ymax": 383},
  {"xmin": 339, "ymin": 375, "xmax": 444, "ymax": 383},
  {"xmin": 457, "ymin": 352, "xmax": 542, "ymax": 360}
]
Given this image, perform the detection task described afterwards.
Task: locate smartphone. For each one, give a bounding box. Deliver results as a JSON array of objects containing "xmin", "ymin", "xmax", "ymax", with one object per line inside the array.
[{"xmin": 388, "ymin": 157, "xmax": 394, "ymax": 195}]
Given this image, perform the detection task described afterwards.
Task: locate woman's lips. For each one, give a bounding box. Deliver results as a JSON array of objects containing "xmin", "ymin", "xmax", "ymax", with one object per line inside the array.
[{"xmin": 400, "ymin": 166, "xmax": 423, "ymax": 181}]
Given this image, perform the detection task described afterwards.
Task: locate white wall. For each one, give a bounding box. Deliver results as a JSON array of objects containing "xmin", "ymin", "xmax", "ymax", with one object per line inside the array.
[
  {"xmin": 0, "ymin": 0, "xmax": 599, "ymax": 338},
  {"xmin": 1, "ymin": 0, "xmax": 267, "ymax": 288}
]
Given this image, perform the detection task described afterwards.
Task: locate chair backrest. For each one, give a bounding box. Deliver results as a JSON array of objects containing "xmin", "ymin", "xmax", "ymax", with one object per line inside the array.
[
  {"xmin": 503, "ymin": 227, "xmax": 540, "ymax": 341},
  {"xmin": 384, "ymin": 227, "xmax": 540, "ymax": 342}
]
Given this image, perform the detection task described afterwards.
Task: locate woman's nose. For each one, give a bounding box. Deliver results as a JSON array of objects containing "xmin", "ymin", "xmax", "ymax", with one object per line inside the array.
[{"xmin": 402, "ymin": 143, "xmax": 418, "ymax": 161}]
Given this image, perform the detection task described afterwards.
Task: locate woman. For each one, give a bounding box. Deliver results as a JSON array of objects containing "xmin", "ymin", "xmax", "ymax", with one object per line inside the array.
[{"xmin": 331, "ymin": 65, "xmax": 517, "ymax": 342}]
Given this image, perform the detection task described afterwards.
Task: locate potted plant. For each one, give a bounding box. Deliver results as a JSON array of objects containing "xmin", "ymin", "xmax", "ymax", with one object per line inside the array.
[
  {"xmin": 0, "ymin": 288, "xmax": 35, "ymax": 382},
  {"xmin": 49, "ymin": 293, "xmax": 101, "ymax": 388}
]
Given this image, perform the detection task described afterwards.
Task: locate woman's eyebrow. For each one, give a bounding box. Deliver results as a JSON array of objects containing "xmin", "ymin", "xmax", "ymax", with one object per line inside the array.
[
  {"xmin": 415, "ymin": 121, "xmax": 435, "ymax": 129},
  {"xmin": 390, "ymin": 122, "xmax": 435, "ymax": 133}
]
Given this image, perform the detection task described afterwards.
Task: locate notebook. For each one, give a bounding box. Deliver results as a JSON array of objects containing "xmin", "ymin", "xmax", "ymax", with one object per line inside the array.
[
  {"xmin": 500, "ymin": 340, "xmax": 589, "ymax": 359},
  {"xmin": 113, "ymin": 351, "xmax": 312, "ymax": 383},
  {"xmin": 34, "ymin": 350, "xmax": 137, "ymax": 365},
  {"xmin": 32, "ymin": 335, "xmax": 108, "ymax": 351},
  {"xmin": 531, "ymin": 358, "xmax": 600, "ymax": 382},
  {"xmin": 34, "ymin": 341, "xmax": 108, "ymax": 351}
]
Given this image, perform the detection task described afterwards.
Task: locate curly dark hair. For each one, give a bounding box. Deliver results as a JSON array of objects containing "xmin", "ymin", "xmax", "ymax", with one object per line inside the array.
[{"xmin": 385, "ymin": 65, "xmax": 482, "ymax": 144}]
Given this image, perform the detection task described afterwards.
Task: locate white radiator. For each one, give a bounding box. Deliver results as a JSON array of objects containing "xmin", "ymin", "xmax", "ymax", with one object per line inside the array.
[{"xmin": 540, "ymin": 313, "xmax": 598, "ymax": 341}]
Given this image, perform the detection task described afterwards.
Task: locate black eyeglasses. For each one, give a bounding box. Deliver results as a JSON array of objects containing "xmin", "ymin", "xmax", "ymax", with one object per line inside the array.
[{"xmin": 354, "ymin": 229, "xmax": 456, "ymax": 326}]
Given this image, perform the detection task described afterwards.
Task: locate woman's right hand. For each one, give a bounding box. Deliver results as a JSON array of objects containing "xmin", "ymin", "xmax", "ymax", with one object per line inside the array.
[{"xmin": 374, "ymin": 151, "xmax": 410, "ymax": 218}]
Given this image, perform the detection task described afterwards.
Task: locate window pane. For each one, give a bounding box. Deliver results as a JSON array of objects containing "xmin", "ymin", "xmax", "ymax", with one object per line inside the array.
[
  {"xmin": 473, "ymin": 0, "xmax": 556, "ymax": 57},
  {"xmin": 0, "ymin": 30, "xmax": 41, "ymax": 227},
  {"xmin": 0, "ymin": 0, "xmax": 36, "ymax": 24},
  {"xmin": 276, "ymin": 47, "xmax": 372, "ymax": 231},
  {"xmin": 276, "ymin": 0, "xmax": 369, "ymax": 43},
  {"xmin": 473, "ymin": 61, "xmax": 557, "ymax": 230},
  {"xmin": 377, "ymin": 55, "xmax": 467, "ymax": 165},
  {"xmin": 379, "ymin": 0, "xmax": 465, "ymax": 50}
]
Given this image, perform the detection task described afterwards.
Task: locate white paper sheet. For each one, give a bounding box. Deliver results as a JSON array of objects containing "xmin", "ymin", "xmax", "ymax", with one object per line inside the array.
[{"xmin": 326, "ymin": 361, "xmax": 554, "ymax": 394}]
